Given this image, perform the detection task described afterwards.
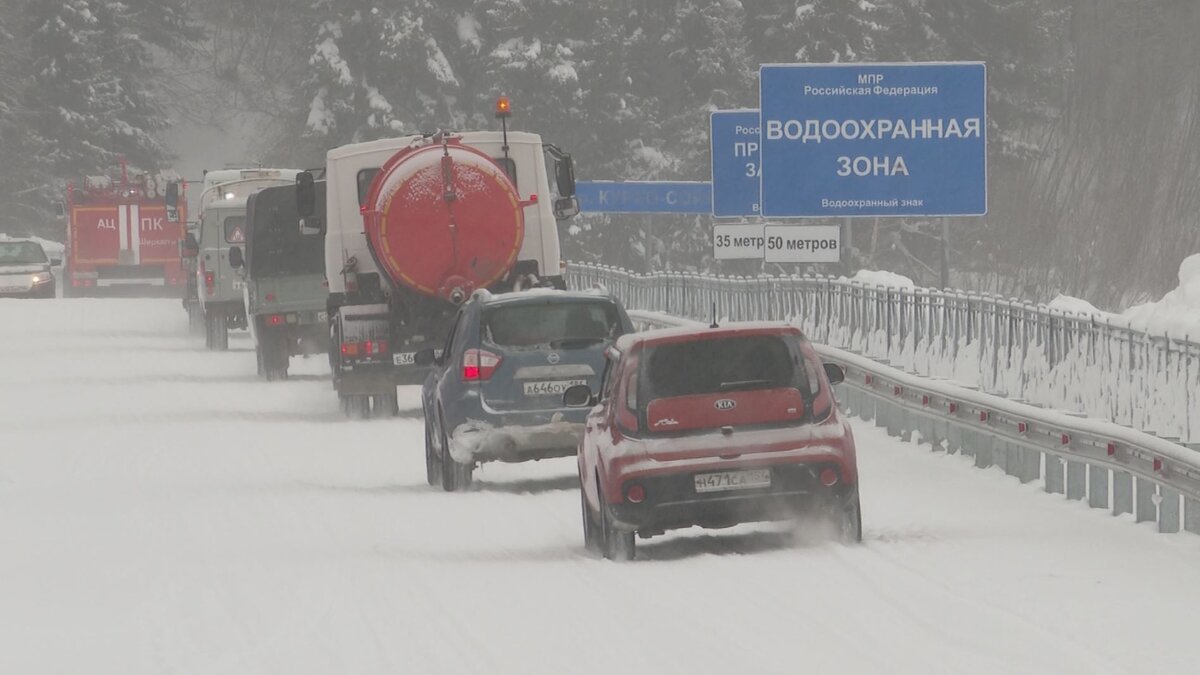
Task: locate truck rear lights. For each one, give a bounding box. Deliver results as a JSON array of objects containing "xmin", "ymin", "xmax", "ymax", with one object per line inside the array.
[
  {"xmin": 820, "ymin": 468, "xmax": 839, "ymax": 487},
  {"xmin": 462, "ymin": 348, "xmax": 501, "ymax": 381},
  {"xmin": 341, "ymin": 342, "xmax": 360, "ymax": 357},
  {"xmin": 364, "ymin": 340, "xmax": 388, "ymax": 355},
  {"xmin": 625, "ymin": 483, "xmax": 646, "ymax": 504},
  {"xmin": 268, "ymin": 314, "xmax": 285, "ymax": 326},
  {"xmin": 204, "ymin": 271, "xmax": 215, "ymax": 295}
]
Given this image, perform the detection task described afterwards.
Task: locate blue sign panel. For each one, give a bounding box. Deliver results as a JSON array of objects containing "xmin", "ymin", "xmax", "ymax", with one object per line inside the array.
[
  {"xmin": 759, "ymin": 63, "xmax": 986, "ymax": 218},
  {"xmin": 710, "ymin": 110, "xmax": 761, "ymax": 217},
  {"xmin": 576, "ymin": 181, "xmax": 712, "ymax": 214}
]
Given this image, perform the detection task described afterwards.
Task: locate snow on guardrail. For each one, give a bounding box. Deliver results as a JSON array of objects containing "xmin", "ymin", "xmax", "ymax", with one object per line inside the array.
[{"xmin": 569, "ymin": 263, "xmax": 1200, "ymax": 445}]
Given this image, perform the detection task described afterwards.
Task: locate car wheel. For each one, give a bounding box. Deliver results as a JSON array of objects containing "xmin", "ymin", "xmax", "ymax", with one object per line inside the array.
[
  {"xmin": 580, "ymin": 479, "xmax": 602, "ymax": 555},
  {"xmin": 600, "ymin": 483, "xmax": 635, "ymax": 561},
  {"xmin": 208, "ymin": 312, "xmax": 229, "ymax": 351},
  {"xmin": 424, "ymin": 411, "xmax": 442, "ymax": 487},
  {"xmin": 373, "ymin": 393, "xmax": 399, "ymax": 418},
  {"xmin": 836, "ymin": 494, "xmax": 863, "ymax": 544},
  {"xmin": 439, "ymin": 417, "xmax": 473, "ymax": 492}
]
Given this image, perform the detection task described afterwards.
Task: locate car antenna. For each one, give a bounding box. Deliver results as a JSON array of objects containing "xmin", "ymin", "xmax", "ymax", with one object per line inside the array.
[{"xmin": 710, "ymin": 301, "xmax": 719, "ymax": 329}]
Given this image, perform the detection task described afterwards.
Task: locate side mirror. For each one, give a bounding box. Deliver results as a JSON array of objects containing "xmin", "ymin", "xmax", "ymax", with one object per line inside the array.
[
  {"xmin": 296, "ymin": 171, "xmax": 315, "ymax": 218},
  {"xmin": 563, "ymin": 384, "xmax": 595, "ymax": 408},
  {"xmin": 299, "ymin": 216, "xmax": 325, "ymax": 236},
  {"xmin": 228, "ymin": 245, "xmax": 244, "ymax": 269},
  {"xmin": 50, "ymin": 257, "xmax": 62, "ymax": 266},
  {"xmin": 414, "ymin": 348, "xmax": 439, "ymax": 367},
  {"xmin": 553, "ymin": 196, "xmax": 580, "ymax": 220},
  {"xmin": 823, "ymin": 363, "xmax": 845, "ymax": 385},
  {"xmin": 54, "ymin": 201, "xmax": 66, "ymax": 220},
  {"xmin": 555, "ymin": 154, "xmax": 576, "ymax": 197}
]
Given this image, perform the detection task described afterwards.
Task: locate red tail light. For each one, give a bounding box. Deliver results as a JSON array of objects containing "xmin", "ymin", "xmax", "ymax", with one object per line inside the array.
[
  {"xmin": 268, "ymin": 314, "xmax": 284, "ymax": 326},
  {"xmin": 363, "ymin": 339, "xmax": 388, "ymax": 355},
  {"xmin": 341, "ymin": 342, "xmax": 360, "ymax": 357},
  {"xmin": 462, "ymin": 348, "xmax": 501, "ymax": 381}
]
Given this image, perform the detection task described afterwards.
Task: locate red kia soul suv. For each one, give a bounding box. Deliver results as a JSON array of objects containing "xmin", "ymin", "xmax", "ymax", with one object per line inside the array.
[{"xmin": 565, "ymin": 322, "xmax": 861, "ymax": 560}]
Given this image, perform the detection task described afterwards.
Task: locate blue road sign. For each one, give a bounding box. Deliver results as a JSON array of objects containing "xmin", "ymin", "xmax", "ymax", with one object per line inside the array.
[
  {"xmin": 576, "ymin": 181, "xmax": 711, "ymax": 214},
  {"xmin": 759, "ymin": 63, "xmax": 986, "ymax": 218},
  {"xmin": 710, "ymin": 110, "xmax": 761, "ymax": 217}
]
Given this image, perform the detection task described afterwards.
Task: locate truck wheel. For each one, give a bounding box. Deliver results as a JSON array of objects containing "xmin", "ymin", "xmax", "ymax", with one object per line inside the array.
[
  {"xmin": 600, "ymin": 486, "xmax": 635, "ymax": 561},
  {"xmin": 372, "ymin": 393, "xmax": 399, "ymax": 418},
  {"xmin": 439, "ymin": 420, "xmax": 473, "ymax": 492},
  {"xmin": 187, "ymin": 304, "xmax": 204, "ymax": 336},
  {"xmin": 424, "ymin": 412, "xmax": 442, "ymax": 487},
  {"xmin": 263, "ymin": 334, "xmax": 289, "ymax": 381},
  {"xmin": 340, "ymin": 391, "xmax": 367, "ymax": 417},
  {"xmin": 207, "ymin": 311, "xmax": 228, "ymax": 351}
]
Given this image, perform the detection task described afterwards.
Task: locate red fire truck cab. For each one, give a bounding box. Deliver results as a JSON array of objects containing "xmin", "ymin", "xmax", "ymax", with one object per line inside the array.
[{"xmin": 63, "ymin": 162, "xmax": 188, "ymax": 296}]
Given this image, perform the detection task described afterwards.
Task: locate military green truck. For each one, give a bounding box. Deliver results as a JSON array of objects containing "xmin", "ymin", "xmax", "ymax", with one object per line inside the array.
[{"xmin": 238, "ymin": 182, "xmax": 329, "ymax": 380}]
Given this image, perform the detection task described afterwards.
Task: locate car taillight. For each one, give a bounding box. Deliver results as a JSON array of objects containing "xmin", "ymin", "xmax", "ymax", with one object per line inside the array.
[
  {"xmin": 820, "ymin": 468, "xmax": 839, "ymax": 487},
  {"xmin": 204, "ymin": 270, "xmax": 215, "ymax": 295},
  {"xmin": 268, "ymin": 314, "xmax": 285, "ymax": 326},
  {"xmin": 364, "ymin": 339, "xmax": 388, "ymax": 355},
  {"xmin": 462, "ymin": 348, "xmax": 501, "ymax": 381},
  {"xmin": 341, "ymin": 342, "xmax": 360, "ymax": 357}
]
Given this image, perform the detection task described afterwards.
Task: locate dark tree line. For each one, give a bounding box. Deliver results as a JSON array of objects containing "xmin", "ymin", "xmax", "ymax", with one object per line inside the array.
[{"xmin": 0, "ymin": 0, "xmax": 1196, "ymax": 305}]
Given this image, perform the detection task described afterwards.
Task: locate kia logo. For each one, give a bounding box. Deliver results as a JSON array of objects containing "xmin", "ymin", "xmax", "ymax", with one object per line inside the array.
[{"xmin": 714, "ymin": 399, "xmax": 737, "ymax": 411}]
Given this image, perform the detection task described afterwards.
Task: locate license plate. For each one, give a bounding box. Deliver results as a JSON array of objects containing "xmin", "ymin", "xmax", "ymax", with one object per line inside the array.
[
  {"xmin": 393, "ymin": 352, "xmax": 416, "ymax": 366},
  {"xmin": 694, "ymin": 469, "xmax": 772, "ymax": 493},
  {"xmin": 523, "ymin": 379, "xmax": 586, "ymax": 397}
]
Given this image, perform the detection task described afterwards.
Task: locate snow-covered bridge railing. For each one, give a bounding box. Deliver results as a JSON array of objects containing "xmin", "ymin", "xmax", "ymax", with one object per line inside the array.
[
  {"xmin": 568, "ymin": 263, "xmax": 1200, "ymax": 445},
  {"xmin": 625, "ymin": 310, "xmax": 1200, "ymax": 536}
]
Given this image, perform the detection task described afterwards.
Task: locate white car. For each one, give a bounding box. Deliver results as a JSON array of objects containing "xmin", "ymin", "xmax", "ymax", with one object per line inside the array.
[{"xmin": 0, "ymin": 239, "xmax": 58, "ymax": 298}]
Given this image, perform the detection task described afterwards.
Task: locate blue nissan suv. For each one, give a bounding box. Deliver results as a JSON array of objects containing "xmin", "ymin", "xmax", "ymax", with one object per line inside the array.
[{"xmin": 419, "ymin": 289, "xmax": 633, "ymax": 491}]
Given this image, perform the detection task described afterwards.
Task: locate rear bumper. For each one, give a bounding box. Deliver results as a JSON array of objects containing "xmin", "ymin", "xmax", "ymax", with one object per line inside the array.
[
  {"xmin": 608, "ymin": 462, "xmax": 857, "ymax": 533},
  {"xmin": 448, "ymin": 409, "xmax": 587, "ymax": 464}
]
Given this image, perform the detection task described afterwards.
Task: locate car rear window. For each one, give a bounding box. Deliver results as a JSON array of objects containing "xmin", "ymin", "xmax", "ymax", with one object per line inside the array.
[
  {"xmin": 483, "ymin": 301, "xmax": 621, "ymax": 349},
  {"xmin": 224, "ymin": 215, "xmax": 246, "ymax": 243},
  {"xmin": 641, "ymin": 335, "xmax": 800, "ymax": 400}
]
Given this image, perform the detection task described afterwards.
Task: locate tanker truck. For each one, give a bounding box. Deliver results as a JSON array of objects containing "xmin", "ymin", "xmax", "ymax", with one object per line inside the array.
[{"xmin": 297, "ymin": 99, "xmax": 579, "ymax": 417}]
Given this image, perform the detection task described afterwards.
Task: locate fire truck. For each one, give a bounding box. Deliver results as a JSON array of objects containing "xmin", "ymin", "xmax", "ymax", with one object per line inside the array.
[{"xmin": 62, "ymin": 161, "xmax": 187, "ymax": 296}]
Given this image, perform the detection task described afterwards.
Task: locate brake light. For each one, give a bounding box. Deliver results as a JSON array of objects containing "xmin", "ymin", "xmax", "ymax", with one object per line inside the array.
[
  {"xmin": 341, "ymin": 342, "xmax": 360, "ymax": 357},
  {"xmin": 204, "ymin": 271, "xmax": 215, "ymax": 296},
  {"xmin": 363, "ymin": 340, "xmax": 388, "ymax": 355},
  {"xmin": 462, "ymin": 348, "xmax": 501, "ymax": 381},
  {"xmin": 268, "ymin": 314, "xmax": 284, "ymax": 326}
]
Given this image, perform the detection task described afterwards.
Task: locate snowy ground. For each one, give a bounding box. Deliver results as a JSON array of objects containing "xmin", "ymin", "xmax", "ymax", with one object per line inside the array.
[{"xmin": 4, "ymin": 299, "xmax": 1200, "ymax": 674}]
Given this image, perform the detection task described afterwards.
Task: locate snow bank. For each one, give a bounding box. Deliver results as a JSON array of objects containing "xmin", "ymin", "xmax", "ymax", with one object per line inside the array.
[
  {"xmin": 1046, "ymin": 294, "xmax": 1108, "ymax": 317},
  {"xmin": 847, "ymin": 269, "xmax": 915, "ymax": 289},
  {"xmin": 1120, "ymin": 253, "xmax": 1200, "ymax": 337}
]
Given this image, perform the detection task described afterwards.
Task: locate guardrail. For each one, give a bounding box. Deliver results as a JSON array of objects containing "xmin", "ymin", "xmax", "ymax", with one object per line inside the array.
[
  {"xmin": 568, "ymin": 263, "xmax": 1200, "ymax": 445},
  {"xmin": 626, "ymin": 310, "xmax": 1200, "ymax": 536}
]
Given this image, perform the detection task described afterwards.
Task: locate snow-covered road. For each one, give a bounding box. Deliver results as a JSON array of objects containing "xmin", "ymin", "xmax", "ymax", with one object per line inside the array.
[{"xmin": 4, "ymin": 299, "xmax": 1200, "ymax": 674}]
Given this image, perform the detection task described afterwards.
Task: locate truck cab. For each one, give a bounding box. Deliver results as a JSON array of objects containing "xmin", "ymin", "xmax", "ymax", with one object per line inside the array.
[
  {"xmin": 241, "ymin": 182, "xmax": 329, "ymax": 380},
  {"xmin": 194, "ymin": 169, "xmax": 301, "ymax": 350}
]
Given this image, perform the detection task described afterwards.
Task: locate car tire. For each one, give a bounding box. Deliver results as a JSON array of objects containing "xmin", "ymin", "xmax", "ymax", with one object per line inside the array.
[
  {"xmin": 439, "ymin": 418, "xmax": 473, "ymax": 492},
  {"xmin": 373, "ymin": 393, "xmax": 399, "ymax": 418},
  {"xmin": 599, "ymin": 484, "xmax": 635, "ymax": 561},
  {"xmin": 838, "ymin": 494, "xmax": 863, "ymax": 544},
  {"xmin": 207, "ymin": 311, "xmax": 229, "ymax": 351},
  {"xmin": 264, "ymin": 333, "xmax": 289, "ymax": 381},
  {"xmin": 187, "ymin": 303, "xmax": 205, "ymax": 335},
  {"xmin": 340, "ymin": 394, "xmax": 369, "ymax": 419},
  {"xmin": 581, "ymin": 479, "xmax": 602, "ymax": 555},
  {"xmin": 424, "ymin": 411, "xmax": 442, "ymax": 487}
]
